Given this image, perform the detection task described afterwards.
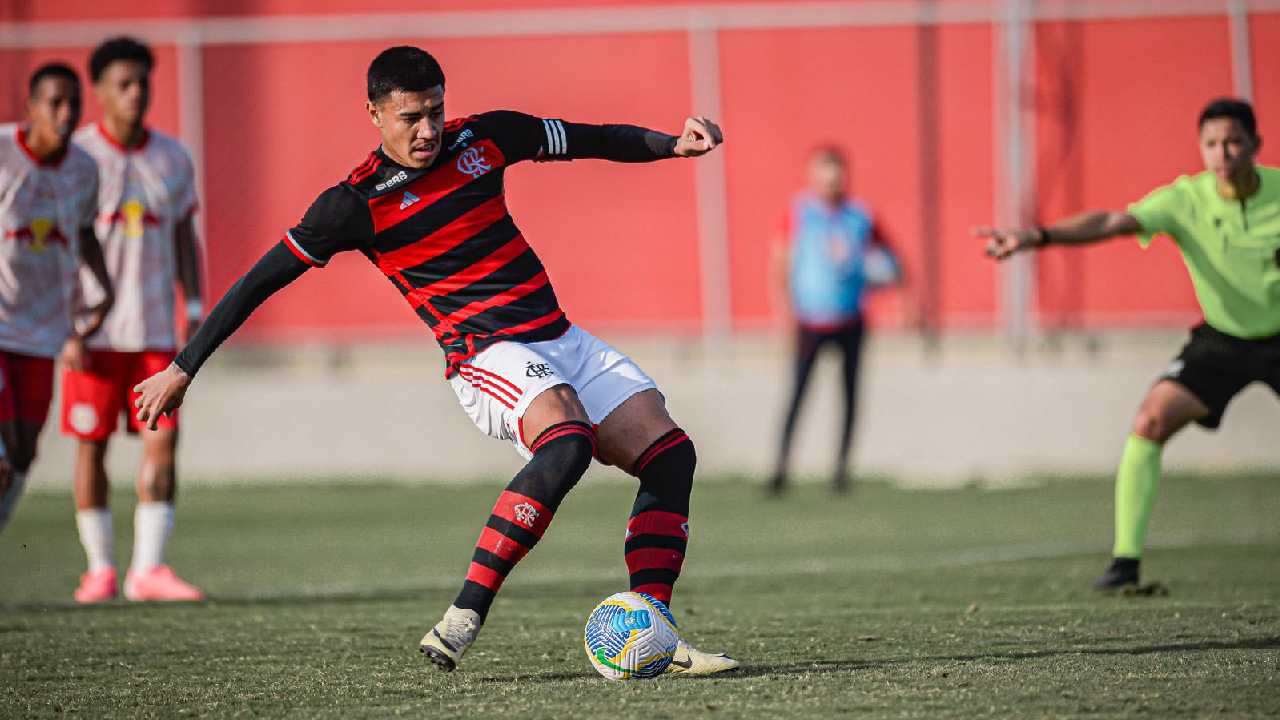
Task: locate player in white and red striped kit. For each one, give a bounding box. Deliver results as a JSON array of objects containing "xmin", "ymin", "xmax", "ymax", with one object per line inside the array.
[
  {"xmin": 0, "ymin": 63, "xmax": 113, "ymax": 534},
  {"xmin": 63, "ymin": 38, "xmax": 206, "ymax": 603}
]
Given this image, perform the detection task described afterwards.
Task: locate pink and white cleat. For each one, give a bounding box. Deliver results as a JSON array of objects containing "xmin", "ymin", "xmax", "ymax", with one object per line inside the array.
[
  {"xmin": 124, "ymin": 565, "xmax": 205, "ymax": 602},
  {"xmin": 73, "ymin": 567, "xmax": 119, "ymax": 604}
]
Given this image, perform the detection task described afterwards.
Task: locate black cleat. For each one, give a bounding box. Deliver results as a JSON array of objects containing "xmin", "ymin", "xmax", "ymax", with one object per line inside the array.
[{"xmin": 1092, "ymin": 557, "xmax": 1140, "ymax": 590}]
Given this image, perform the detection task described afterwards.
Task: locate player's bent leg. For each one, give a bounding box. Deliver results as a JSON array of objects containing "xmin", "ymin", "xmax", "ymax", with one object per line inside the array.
[
  {"xmin": 125, "ymin": 427, "xmax": 203, "ymax": 603},
  {"xmin": 421, "ymin": 384, "xmax": 595, "ymax": 672},
  {"xmin": 1095, "ymin": 380, "xmax": 1209, "ymax": 590},
  {"xmin": 597, "ymin": 390, "xmax": 738, "ymax": 675}
]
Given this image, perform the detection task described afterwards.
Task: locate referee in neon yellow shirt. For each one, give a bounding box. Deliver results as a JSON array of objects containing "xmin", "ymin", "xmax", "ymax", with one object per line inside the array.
[{"xmin": 976, "ymin": 98, "xmax": 1279, "ymax": 589}]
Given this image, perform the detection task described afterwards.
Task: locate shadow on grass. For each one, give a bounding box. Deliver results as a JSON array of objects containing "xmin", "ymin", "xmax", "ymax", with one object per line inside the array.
[{"xmin": 484, "ymin": 636, "xmax": 1280, "ymax": 683}]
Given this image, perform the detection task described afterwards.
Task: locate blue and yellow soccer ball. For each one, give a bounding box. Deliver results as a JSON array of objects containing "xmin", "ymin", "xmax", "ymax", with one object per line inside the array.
[{"xmin": 583, "ymin": 591, "xmax": 679, "ymax": 680}]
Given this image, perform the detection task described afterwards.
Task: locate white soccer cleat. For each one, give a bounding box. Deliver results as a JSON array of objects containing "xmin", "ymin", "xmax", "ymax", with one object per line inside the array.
[
  {"xmin": 419, "ymin": 605, "xmax": 482, "ymax": 672},
  {"xmin": 666, "ymin": 638, "xmax": 740, "ymax": 675}
]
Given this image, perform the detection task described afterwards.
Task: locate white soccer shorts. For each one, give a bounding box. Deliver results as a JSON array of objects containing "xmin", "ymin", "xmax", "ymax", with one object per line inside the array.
[{"xmin": 448, "ymin": 324, "xmax": 658, "ymax": 459}]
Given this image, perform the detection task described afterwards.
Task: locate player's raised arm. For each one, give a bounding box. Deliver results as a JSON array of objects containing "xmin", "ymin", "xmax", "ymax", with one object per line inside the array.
[
  {"xmin": 974, "ymin": 210, "xmax": 1142, "ymax": 260},
  {"xmin": 485, "ymin": 111, "xmax": 722, "ymax": 164}
]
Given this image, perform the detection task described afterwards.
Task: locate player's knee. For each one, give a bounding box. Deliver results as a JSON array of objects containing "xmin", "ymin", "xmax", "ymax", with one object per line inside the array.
[
  {"xmin": 515, "ymin": 421, "xmax": 596, "ymax": 508},
  {"xmin": 637, "ymin": 432, "xmax": 696, "ymax": 497},
  {"xmin": 544, "ymin": 432, "xmax": 595, "ymax": 481},
  {"xmin": 1132, "ymin": 409, "xmax": 1171, "ymax": 443}
]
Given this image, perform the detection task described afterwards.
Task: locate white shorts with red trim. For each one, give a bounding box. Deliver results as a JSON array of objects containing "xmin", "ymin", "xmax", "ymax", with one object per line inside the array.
[{"xmin": 449, "ymin": 324, "xmax": 657, "ymax": 459}]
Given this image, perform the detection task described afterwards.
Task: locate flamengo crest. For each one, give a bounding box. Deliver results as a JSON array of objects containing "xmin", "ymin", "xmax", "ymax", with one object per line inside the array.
[
  {"xmin": 525, "ymin": 361, "xmax": 555, "ymax": 379},
  {"xmin": 513, "ymin": 502, "xmax": 540, "ymax": 528},
  {"xmin": 457, "ymin": 146, "xmax": 493, "ymax": 179}
]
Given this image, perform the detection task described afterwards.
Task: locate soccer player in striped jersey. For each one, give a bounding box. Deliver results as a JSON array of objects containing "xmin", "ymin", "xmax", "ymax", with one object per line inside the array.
[
  {"xmin": 977, "ymin": 98, "xmax": 1280, "ymax": 590},
  {"xmin": 0, "ymin": 63, "xmax": 113, "ymax": 533},
  {"xmin": 64, "ymin": 38, "xmax": 207, "ymax": 604},
  {"xmin": 133, "ymin": 46, "xmax": 737, "ymax": 674}
]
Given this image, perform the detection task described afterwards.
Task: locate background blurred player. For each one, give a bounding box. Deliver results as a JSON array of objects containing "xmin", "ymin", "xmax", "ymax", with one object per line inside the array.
[
  {"xmin": 0, "ymin": 63, "xmax": 113, "ymax": 533},
  {"xmin": 132, "ymin": 46, "xmax": 737, "ymax": 674},
  {"xmin": 769, "ymin": 146, "xmax": 902, "ymax": 496},
  {"xmin": 63, "ymin": 37, "xmax": 205, "ymax": 603},
  {"xmin": 976, "ymin": 98, "xmax": 1278, "ymax": 590}
]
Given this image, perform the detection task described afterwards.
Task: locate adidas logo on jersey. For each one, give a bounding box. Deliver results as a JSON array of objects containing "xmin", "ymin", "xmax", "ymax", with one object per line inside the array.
[{"xmin": 400, "ymin": 191, "xmax": 420, "ymax": 210}]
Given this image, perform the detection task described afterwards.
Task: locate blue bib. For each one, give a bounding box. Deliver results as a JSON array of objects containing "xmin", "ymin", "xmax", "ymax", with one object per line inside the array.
[{"xmin": 787, "ymin": 193, "xmax": 874, "ymax": 326}]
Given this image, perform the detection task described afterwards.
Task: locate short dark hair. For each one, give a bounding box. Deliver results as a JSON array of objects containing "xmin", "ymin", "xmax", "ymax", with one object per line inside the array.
[
  {"xmin": 367, "ymin": 46, "xmax": 445, "ymax": 103},
  {"xmin": 29, "ymin": 62, "xmax": 80, "ymax": 97},
  {"xmin": 1198, "ymin": 97, "xmax": 1257, "ymax": 138},
  {"xmin": 89, "ymin": 36, "xmax": 154, "ymax": 83},
  {"xmin": 811, "ymin": 144, "xmax": 848, "ymax": 167}
]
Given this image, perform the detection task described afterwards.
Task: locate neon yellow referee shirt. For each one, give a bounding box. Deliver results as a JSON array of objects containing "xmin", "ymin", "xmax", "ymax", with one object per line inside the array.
[{"xmin": 1129, "ymin": 165, "xmax": 1280, "ymax": 339}]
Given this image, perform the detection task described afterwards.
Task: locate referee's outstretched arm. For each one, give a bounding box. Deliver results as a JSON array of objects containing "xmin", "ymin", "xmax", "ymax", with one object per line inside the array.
[{"xmin": 974, "ymin": 210, "xmax": 1142, "ymax": 261}]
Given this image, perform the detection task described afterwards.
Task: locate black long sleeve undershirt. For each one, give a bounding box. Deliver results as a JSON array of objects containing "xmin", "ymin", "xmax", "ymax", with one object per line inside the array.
[
  {"xmin": 173, "ymin": 243, "xmax": 308, "ymax": 378},
  {"xmin": 560, "ymin": 122, "xmax": 678, "ymax": 162}
]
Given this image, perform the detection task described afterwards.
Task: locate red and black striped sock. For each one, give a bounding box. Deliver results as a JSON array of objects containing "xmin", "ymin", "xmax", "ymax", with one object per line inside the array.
[
  {"xmin": 454, "ymin": 420, "xmax": 595, "ymax": 621},
  {"xmin": 626, "ymin": 428, "xmax": 695, "ymax": 606}
]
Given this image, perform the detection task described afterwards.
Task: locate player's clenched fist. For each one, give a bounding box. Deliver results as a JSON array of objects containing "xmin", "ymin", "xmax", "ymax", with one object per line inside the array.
[
  {"xmin": 133, "ymin": 362, "xmax": 192, "ymax": 431},
  {"xmin": 674, "ymin": 116, "xmax": 723, "ymax": 157}
]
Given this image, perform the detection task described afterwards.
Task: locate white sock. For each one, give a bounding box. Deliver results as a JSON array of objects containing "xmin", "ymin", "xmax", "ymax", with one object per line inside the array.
[
  {"xmin": 75, "ymin": 507, "xmax": 115, "ymax": 572},
  {"xmin": 131, "ymin": 502, "xmax": 175, "ymax": 573},
  {"xmin": 0, "ymin": 470, "xmax": 26, "ymax": 533}
]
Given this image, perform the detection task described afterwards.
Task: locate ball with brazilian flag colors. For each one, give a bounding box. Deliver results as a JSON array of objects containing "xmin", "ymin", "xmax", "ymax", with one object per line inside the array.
[{"xmin": 584, "ymin": 592, "xmax": 680, "ymax": 680}]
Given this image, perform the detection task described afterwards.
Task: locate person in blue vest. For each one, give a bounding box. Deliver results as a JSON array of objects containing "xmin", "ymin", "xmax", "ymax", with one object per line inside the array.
[{"xmin": 769, "ymin": 146, "xmax": 902, "ymax": 495}]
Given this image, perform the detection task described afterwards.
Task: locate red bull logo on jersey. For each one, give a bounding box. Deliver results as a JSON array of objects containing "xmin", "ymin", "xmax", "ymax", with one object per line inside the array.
[
  {"xmin": 4, "ymin": 217, "xmax": 69, "ymax": 251},
  {"xmin": 101, "ymin": 198, "xmax": 160, "ymax": 239}
]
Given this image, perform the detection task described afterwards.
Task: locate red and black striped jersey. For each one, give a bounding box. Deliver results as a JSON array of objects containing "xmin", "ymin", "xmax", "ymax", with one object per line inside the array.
[
  {"xmin": 173, "ymin": 110, "xmax": 679, "ymax": 380},
  {"xmin": 285, "ymin": 111, "xmax": 581, "ymax": 373}
]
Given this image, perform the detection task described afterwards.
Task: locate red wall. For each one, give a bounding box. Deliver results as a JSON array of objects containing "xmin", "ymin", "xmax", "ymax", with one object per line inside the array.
[{"xmin": 2, "ymin": 1, "xmax": 1275, "ymax": 341}]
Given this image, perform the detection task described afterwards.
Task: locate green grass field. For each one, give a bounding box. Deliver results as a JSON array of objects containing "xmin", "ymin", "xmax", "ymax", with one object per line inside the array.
[{"xmin": 2, "ymin": 473, "xmax": 1278, "ymax": 718}]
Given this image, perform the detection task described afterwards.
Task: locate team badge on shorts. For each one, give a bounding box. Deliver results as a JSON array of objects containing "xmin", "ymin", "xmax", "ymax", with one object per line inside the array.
[
  {"xmin": 69, "ymin": 402, "xmax": 100, "ymax": 435},
  {"xmin": 525, "ymin": 361, "xmax": 555, "ymax": 379}
]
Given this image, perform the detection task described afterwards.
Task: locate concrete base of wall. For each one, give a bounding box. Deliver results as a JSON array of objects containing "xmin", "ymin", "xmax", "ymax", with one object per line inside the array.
[{"xmin": 28, "ymin": 330, "xmax": 1278, "ymax": 490}]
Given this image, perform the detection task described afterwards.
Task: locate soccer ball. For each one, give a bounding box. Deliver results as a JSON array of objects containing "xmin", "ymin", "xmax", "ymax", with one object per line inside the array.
[{"xmin": 583, "ymin": 591, "xmax": 679, "ymax": 680}]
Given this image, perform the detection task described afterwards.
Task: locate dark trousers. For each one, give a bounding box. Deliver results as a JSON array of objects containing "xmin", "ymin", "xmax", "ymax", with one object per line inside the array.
[{"xmin": 772, "ymin": 318, "xmax": 864, "ymax": 490}]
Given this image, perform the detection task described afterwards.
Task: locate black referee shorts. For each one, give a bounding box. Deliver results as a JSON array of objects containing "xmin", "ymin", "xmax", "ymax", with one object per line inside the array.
[{"xmin": 1161, "ymin": 323, "xmax": 1280, "ymax": 429}]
